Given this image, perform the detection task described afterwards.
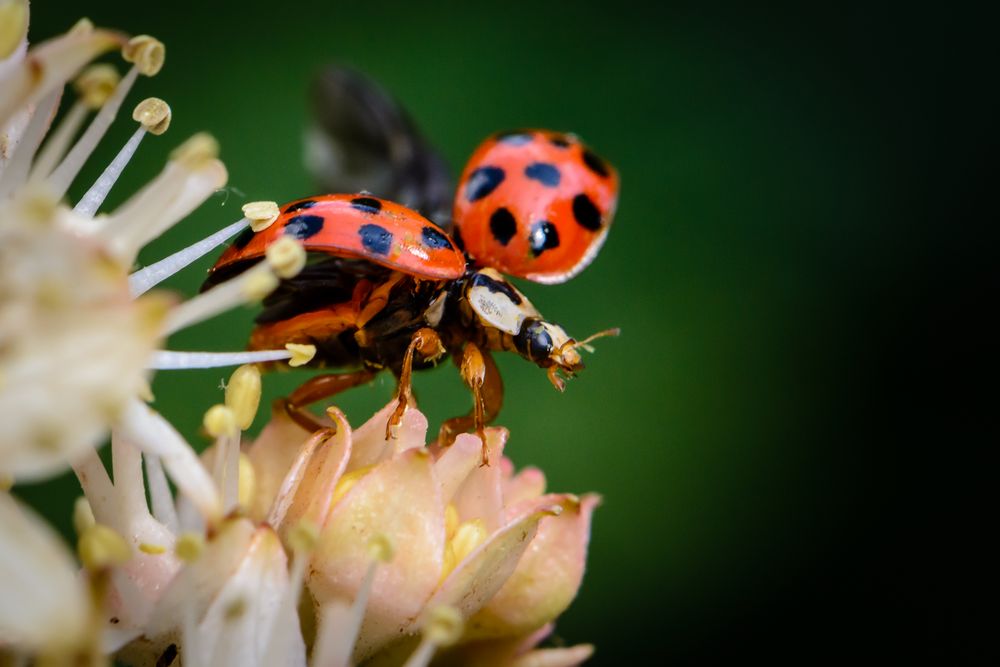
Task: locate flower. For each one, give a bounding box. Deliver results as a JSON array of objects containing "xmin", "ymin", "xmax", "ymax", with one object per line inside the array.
[
  {"xmin": 0, "ymin": 2, "xmax": 310, "ymax": 483},
  {"xmin": 243, "ymin": 400, "xmax": 599, "ymax": 665}
]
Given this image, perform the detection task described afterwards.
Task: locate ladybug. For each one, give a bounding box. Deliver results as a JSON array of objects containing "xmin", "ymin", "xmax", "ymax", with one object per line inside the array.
[{"xmin": 207, "ymin": 73, "xmax": 618, "ymax": 457}]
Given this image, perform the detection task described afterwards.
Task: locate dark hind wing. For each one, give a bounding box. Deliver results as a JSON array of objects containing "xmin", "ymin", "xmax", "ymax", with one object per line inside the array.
[{"xmin": 306, "ymin": 66, "xmax": 454, "ymax": 227}]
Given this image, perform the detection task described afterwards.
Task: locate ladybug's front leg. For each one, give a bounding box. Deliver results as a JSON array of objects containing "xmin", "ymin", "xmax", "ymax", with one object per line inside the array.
[
  {"xmin": 284, "ymin": 369, "xmax": 378, "ymax": 431},
  {"xmin": 386, "ymin": 327, "xmax": 446, "ymax": 439},
  {"xmin": 438, "ymin": 342, "xmax": 504, "ymax": 465}
]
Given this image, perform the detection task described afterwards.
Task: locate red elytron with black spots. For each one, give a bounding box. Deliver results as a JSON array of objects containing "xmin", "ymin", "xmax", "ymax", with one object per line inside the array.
[{"xmin": 208, "ymin": 79, "xmax": 618, "ymax": 454}]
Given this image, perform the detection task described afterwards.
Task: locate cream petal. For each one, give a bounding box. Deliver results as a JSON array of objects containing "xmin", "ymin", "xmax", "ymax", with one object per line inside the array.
[
  {"xmin": 509, "ymin": 644, "xmax": 595, "ymax": 667},
  {"xmin": 502, "ymin": 465, "xmax": 546, "ymax": 506},
  {"xmin": 451, "ymin": 427, "xmax": 508, "ymax": 530},
  {"xmin": 424, "ymin": 498, "xmax": 560, "ymax": 624},
  {"xmin": 0, "ymin": 493, "xmax": 88, "ymax": 652},
  {"xmin": 431, "ymin": 623, "xmax": 554, "ymax": 667},
  {"xmin": 433, "ymin": 434, "xmax": 482, "ymax": 505},
  {"xmin": 349, "ymin": 401, "xmax": 429, "ymax": 470},
  {"xmin": 245, "ymin": 404, "xmax": 312, "ymax": 521},
  {"xmin": 0, "ymin": 28, "xmax": 124, "ymax": 127},
  {"xmin": 277, "ymin": 407, "xmax": 352, "ymax": 534},
  {"xmin": 467, "ymin": 494, "xmax": 599, "ymax": 639},
  {"xmin": 196, "ymin": 527, "xmax": 305, "ymax": 667},
  {"xmin": 310, "ymin": 447, "xmax": 444, "ymax": 661},
  {"xmin": 144, "ymin": 519, "xmax": 256, "ymax": 638}
]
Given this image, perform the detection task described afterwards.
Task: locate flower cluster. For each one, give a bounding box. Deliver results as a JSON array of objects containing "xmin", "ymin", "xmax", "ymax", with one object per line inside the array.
[{"xmin": 0, "ymin": 4, "xmax": 598, "ymax": 665}]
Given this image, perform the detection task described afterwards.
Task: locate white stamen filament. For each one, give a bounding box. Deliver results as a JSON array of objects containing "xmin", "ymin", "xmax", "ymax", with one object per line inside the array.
[
  {"xmin": 325, "ymin": 558, "xmax": 381, "ymax": 667},
  {"xmin": 262, "ymin": 525, "xmax": 314, "ymax": 665},
  {"xmin": 161, "ymin": 261, "xmax": 276, "ymax": 336},
  {"xmin": 116, "ymin": 398, "xmax": 221, "ymax": 522},
  {"xmin": 46, "ymin": 66, "xmax": 139, "ymax": 199},
  {"xmin": 28, "ymin": 100, "xmax": 88, "ymax": 181},
  {"xmin": 0, "ymin": 88, "xmax": 60, "ymax": 196},
  {"xmin": 144, "ymin": 453, "xmax": 179, "ymax": 533},
  {"xmin": 401, "ymin": 636, "xmax": 437, "ymax": 667},
  {"xmin": 73, "ymin": 126, "xmax": 146, "ymax": 217},
  {"xmin": 111, "ymin": 431, "xmax": 146, "ymax": 514},
  {"xmin": 148, "ymin": 349, "xmax": 291, "ymax": 370},
  {"xmin": 310, "ymin": 601, "xmax": 353, "ymax": 667},
  {"xmin": 128, "ymin": 217, "xmax": 249, "ymax": 296},
  {"xmin": 210, "ymin": 431, "xmax": 240, "ymax": 513}
]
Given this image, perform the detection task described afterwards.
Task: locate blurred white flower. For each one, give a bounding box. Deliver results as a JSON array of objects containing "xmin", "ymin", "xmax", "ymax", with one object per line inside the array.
[{"xmin": 0, "ymin": 2, "xmax": 306, "ymax": 482}]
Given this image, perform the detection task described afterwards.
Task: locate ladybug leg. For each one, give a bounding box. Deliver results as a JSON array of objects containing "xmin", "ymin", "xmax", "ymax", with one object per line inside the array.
[
  {"xmin": 438, "ymin": 343, "xmax": 504, "ymax": 465},
  {"xmin": 387, "ymin": 327, "xmax": 446, "ymax": 439},
  {"xmin": 284, "ymin": 369, "xmax": 377, "ymax": 431}
]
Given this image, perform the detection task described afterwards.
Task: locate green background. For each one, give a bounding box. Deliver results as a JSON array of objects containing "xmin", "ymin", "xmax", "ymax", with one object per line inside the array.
[{"xmin": 16, "ymin": 1, "xmax": 991, "ymax": 664}]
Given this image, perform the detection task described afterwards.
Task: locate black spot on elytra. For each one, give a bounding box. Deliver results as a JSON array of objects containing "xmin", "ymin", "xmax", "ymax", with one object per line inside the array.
[
  {"xmin": 489, "ymin": 207, "xmax": 517, "ymax": 246},
  {"xmin": 465, "ymin": 166, "xmax": 505, "ymax": 202},
  {"xmin": 572, "ymin": 193, "xmax": 602, "ymax": 231},
  {"xmin": 524, "ymin": 162, "xmax": 561, "ymax": 187},
  {"xmin": 495, "ymin": 130, "xmax": 533, "ymax": 145},
  {"xmin": 421, "ymin": 226, "xmax": 453, "ymax": 250},
  {"xmin": 284, "ymin": 199, "xmax": 316, "ymax": 213},
  {"xmin": 529, "ymin": 220, "xmax": 560, "ymax": 256},
  {"xmin": 358, "ymin": 223, "xmax": 393, "ymax": 256},
  {"xmin": 232, "ymin": 226, "xmax": 255, "ymax": 249},
  {"xmin": 582, "ymin": 149, "xmax": 610, "ymax": 177},
  {"xmin": 471, "ymin": 271, "xmax": 522, "ymax": 304},
  {"xmin": 283, "ymin": 214, "xmax": 325, "ymax": 240},
  {"xmin": 350, "ymin": 197, "xmax": 383, "ymax": 214},
  {"xmin": 549, "ymin": 134, "xmax": 571, "ymax": 148},
  {"xmin": 155, "ymin": 644, "xmax": 178, "ymax": 667}
]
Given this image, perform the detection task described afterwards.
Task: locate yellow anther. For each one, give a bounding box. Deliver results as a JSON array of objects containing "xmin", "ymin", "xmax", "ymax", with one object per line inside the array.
[
  {"xmin": 139, "ymin": 543, "xmax": 166, "ymax": 555},
  {"xmin": 0, "ymin": 473, "xmax": 11, "ymax": 491},
  {"xmin": 331, "ymin": 465, "xmax": 374, "ymax": 506},
  {"xmin": 225, "ymin": 365, "xmax": 261, "ymax": 430},
  {"xmin": 203, "ymin": 404, "xmax": 237, "ymax": 438},
  {"xmin": 73, "ymin": 64, "xmax": 120, "ymax": 109},
  {"xmin": 242, "ymin": 271, "xmax": 279, "ymax": 301},
  {"xmin": 175, "ymin": 532, "xmax": 205, "ymax": 562},
  {"xmin": 122, "ymin": 35, "xmax": 165, "ymax": 76},
  {"xmin": 78, "ymin": 524, "xmax": 131, "ymax": 570},
  {"xmin": 238, "ymin": 453, "xmax": 256, "ymax": 509},
  {"xmin": 441, "ymin": 518, "xmax": 487, "ymax": 581},
  {"xmin": 72, "ymin": 496, "xmax": 95, "ymax": 536},
  {"xmin": 265, "ymin": 237, "xmax": 306, "ymax": 279},
  {"xmin": 132, "ymin": 97, "xmax": 171, "ymax": 135},
  {"xmin": 288, "ymin": 519, "xmax": 320, "ymax": 555},
  {"xmin": 285, "ymin": 343, "xmax": 316, "ymax": 368},
  {"xmin": 444, "ymin": 503, "xmax": 460, "ymax": 539},
  {"xmin": 367, "ymin": 533, "xmax": 396, "ymax": 563},
  {"xmin": 422, "ymin": 605, "xmax": 464, "ymax": 647},
  {"xmin": 0, "ymin": 1, "xmax": 29, "ymax": 59},
  {"xmin": 170, "ymin": 132, "xmax": 219, "ymax": 170},
  {"xmin": 69, "ymin": 17, "xmax": 94, "ymax": 36},
  {"xmin": 451, "ymin": 519, "xmax": 487, "ymax": 563},
  {"xmin": 243, "ymin": 201, "xmax": 280, "ymax": 232}
]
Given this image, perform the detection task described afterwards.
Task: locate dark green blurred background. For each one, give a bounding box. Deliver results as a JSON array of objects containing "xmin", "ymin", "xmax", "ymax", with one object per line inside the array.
[{"xmin": 16, "ymin": 1, "xmax": 992, "ymax": 664}]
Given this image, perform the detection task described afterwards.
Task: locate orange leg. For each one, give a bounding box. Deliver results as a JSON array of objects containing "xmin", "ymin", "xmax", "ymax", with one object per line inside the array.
[
  {"xmin": 438, "ymin": 342, "xmax": 504, "ymax": 464},
  {"xmin": 283, "ymin": 369, "xmax": 377, "ymax": 431},
  {"xmin": 386, "ymin": 327, "xmax": 446, "ymax": 439}
]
